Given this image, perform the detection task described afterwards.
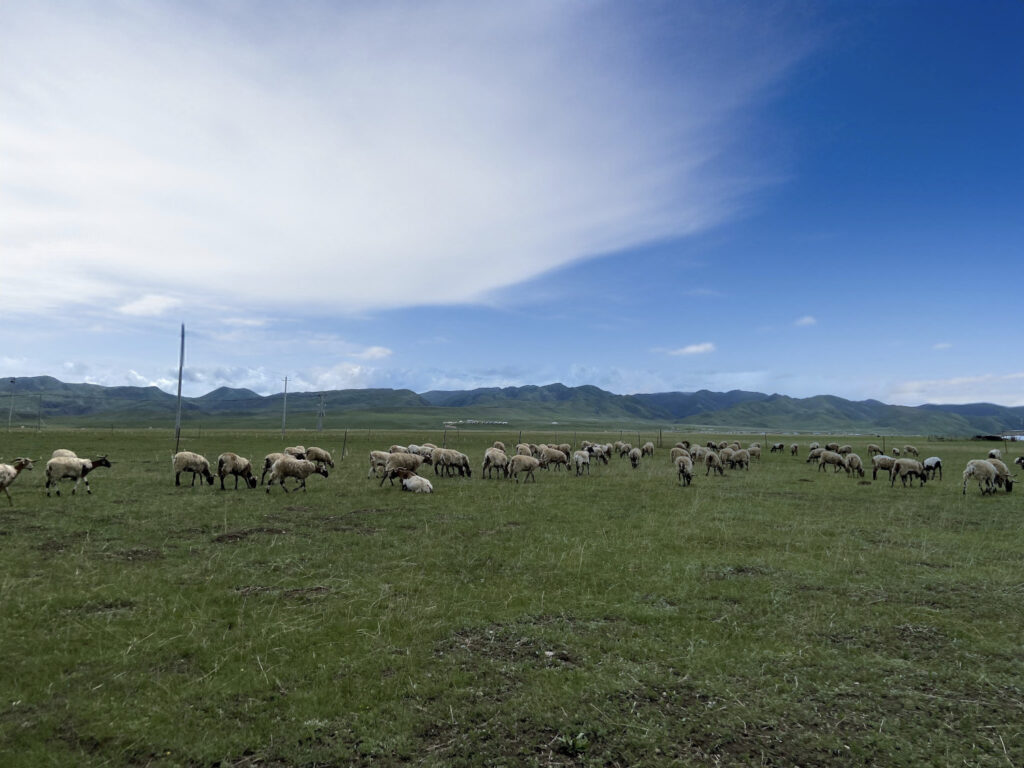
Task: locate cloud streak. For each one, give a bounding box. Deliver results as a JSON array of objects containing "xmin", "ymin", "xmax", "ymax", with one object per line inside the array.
[{"xmin": 1, "ymin": 1, "xmax": 812, "ymax": 319}]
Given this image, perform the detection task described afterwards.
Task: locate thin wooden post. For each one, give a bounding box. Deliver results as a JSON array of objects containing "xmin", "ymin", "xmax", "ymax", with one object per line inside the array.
[{"xmin": 341, "ymin": 429, "xmax": 348, "ymax": 460}]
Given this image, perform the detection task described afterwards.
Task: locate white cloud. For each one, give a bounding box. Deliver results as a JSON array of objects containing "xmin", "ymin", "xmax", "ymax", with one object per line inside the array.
[
  {"xmin": 668, "ymin": 342, "xmax": 716, "ymax": 356},
  {"xmin": 932, "ymin": 342, "xmax": 952, "ymax": 350},
  {"xmin": 888, "ymin": 372, "xmax": 1024, "ymax": 407},
  {"xmin": 794, "ymin": 315, "xmax": 817, "ymax": 327},
  {"xmin": 119, "ymin": 294, "xmax": 182, "ymax": 317},
  {"xmin": 0, "ymin": 1, "xmax": 812, "ymax": 319},
  {"xmin": 351, "ymin": 346, "xmax": 392, "ymax": 361}
]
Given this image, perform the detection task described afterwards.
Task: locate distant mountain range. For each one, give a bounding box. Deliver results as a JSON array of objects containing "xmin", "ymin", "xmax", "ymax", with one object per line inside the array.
[{"xmin": 1, "ymin": 376, "xmax": 1022, "ymax": 435}]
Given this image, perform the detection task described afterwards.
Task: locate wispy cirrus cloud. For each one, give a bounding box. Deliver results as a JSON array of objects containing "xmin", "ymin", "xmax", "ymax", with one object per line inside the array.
[
  {"xmin": 794, "ymin": 315, "xmax": 817, "ymax": 327},
  {"xmin": 667, "ymin": 342, "xmax": 716, "ymax": 356}
]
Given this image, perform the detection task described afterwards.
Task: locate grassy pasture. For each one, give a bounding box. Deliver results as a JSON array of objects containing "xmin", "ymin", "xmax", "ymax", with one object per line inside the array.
[{"xmin": 1, "ymin": 429, "xmax": 1022, "ymax": 767}]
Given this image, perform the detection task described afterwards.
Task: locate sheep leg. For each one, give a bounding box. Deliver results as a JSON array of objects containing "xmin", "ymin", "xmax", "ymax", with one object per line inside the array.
[
  {"xmin": 3, "ymin": 488, "xmax": 11, "ymax": 506},
  {"xmin": 175, "ymin": 471, "xmax": 182, "ymax": 486}
]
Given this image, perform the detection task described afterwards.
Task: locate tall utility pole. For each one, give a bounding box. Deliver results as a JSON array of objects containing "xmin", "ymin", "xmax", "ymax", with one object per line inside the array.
[
  {"xmin": 316, "ymin": 393, "xmax": 326, "ymax": 432},
  {"xmin": 7, "ymin": 378, "xmax": 15, "ymax": 431},
  {"xmin": 174, "ymin": 325, "xmax": 185, "ymax": 453},
  {"xmin": 281, "ymin": 376, "xmax": 289, "ymax": 438}
]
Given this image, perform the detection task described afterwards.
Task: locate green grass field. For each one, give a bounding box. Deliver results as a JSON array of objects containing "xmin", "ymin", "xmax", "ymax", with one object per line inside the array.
[{"xmin": 1, "ymin": 429, "xmax": 1021, "ymax": 766}]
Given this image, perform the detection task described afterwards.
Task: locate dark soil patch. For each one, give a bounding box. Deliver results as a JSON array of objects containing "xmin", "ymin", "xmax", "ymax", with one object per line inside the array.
[
  {"xmin": 108, "ymin": 547, "xmax": 163, "ymax": 562},
  {"xmin": 349, "ymin": 508, "xmax": 394, "ymax": 515},
  {"xmin": 213, "ymin": 527, "xmax": 288, "ymax": 544},
  {"xmin": 64, "ymin": 598, "xmax": 135, "ymax": 616}
]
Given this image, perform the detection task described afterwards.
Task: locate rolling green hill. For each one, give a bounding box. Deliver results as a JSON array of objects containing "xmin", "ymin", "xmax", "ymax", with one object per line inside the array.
[{"xmin": 1, "ymin": 376, "xmax": 1021, "ymax": 435}]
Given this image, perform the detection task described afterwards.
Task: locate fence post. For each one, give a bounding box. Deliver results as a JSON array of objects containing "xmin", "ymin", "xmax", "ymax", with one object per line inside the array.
[{"xmin": 341, "ymin": 429, "xmax": 348, "ymax": 460}]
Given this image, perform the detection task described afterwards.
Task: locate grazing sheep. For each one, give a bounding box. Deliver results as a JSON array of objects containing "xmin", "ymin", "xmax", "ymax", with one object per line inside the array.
[
  {"xmin": 705, "ymin": 451, "xmax": 724, "ymax": 476},
  {"xmin": 430, "ymin": 448, "xmax": 472, "ymax": 478},
  {"xmin": 539, "ymin": 446, "xmax": 569, "ymax": 472},
  {"xmin": 790, "ymin": 444, "xmax": 799, "ymax": 456},
  {"xmin": 770, "ymin": 442, "xmax": 785, "ymax": 454},
  {"xmin": 482, "ymin": 447, "xmax": 510, "ymax": 479},
  {"xmin": 0, "ymin": 457, "xmax": 34, "ymax": 506},
  {"xmin": 388, "ymin": 444, "xmax": 408, "ymax": 454},
  {"xmin": 903, "ymin": 445, "xmax": 919, "ymax": 457},
  {"xmin": 844, "ymin": 453, "xmax": 865, "ymax": 478},
  {"xmin": 987, "ymin": 458, "xmax": 1014, "ymax": 492},
  {"xmin": 572, "ymin": 450, "xmax": 591, "ymax": 477},
  {"xmin": 837, "ymin": 445, "xmax": 853, "ymax": 456},
  {"xmin": 515, "ymin": 443, "xmax": 532, "ymax": 456},
  {"xmin": 173, "ymin": 451, "xmax": 215, "ymax": 487},
  {"xmin": 818, "ymin": 450, "xmax": 848, "ymax": 474},
  {"xmin": 618, "ymin": 443, "xmax": 633, "ymax": 459},
  {"xmin": 508, "ymin": 454, "xmax": 540, "ymax": 483},
  {"xmin": 690, "ymin": 446, "xmax": 710, "ymax": 463},
  {"xmin": 641, "ymin": 441, "xmax": 655, "ymax": 458},
  {"xmin": 808, "ymin": 442, "xmax": 820, "ymax": 451},
  {"xmin": 825, "ymin": 442, "xmax": 840, "ymax": 452},
  {"xmin": 805, "ymin": 448, "xmax": 824, "ymax": 465},
  {"xmin": 962, "ymin": 459, "xmax": 998, "ymax": 495},
  {"xmin": 890, "ymin": 458, "xmax": 927, "ymax": 488},
  {"xmin": 46, "ymin": 455, "xmax": 113, "ymax": 496},
  {"xmin": 589, "ymin": 444, "xmax": 611, "ymax": 464},
  {"xmin": 1015, "ymin": 456, "xmax": 1024, "ymax": 470},
  {"xmin": 265, "ymin": 457, "xmax": 328, "ymax": 493},
  {"xmin": 217, "ymin": 452, "xmax": 257, "ymax": 490},
  {"xmin": 748, "ymin": 446, "xmax": 761, "ymax": 461},
  {"xmin": 922, "ymin": 456, "xmax": 942, "ymax": 481},
  {"xmin": 987, "ymin": 448, "xmax": 1002, "ymax": 460},
  {"xmin": 866, "ymin": 444, "xmax": 883, "ymax": 456},
  {"xmin": 676, "ymin": 455, "xmax": 693, "ymax": 486},
  {"xmin": 628, "ymin": 447, "xmax": 642, "ymax": 469},
  {"xmin": 871, "ymin": 455, "xmax": 896, "ymax": 481},
  {"xmin": 891, "ymin": 447, "xmax": 901, "ymax": 456},
  {"xmin": 492, "ymin": 441, "xmax": 506, "ymax": 452},
  {"xmin": 305, "ymin": 447, "xmax": 335, "ymax": 469},
  {"xmin": 717, "ymin": 441, "xmax": 730, "ymax": 451},
  {"xmin": 718, "ymin": 447, "xmax": 735, "ymax": 466},
  {"xmin": 382, "ymin": 452, "xmax": 426, "ymax": 485},
  {"xmin": 366, "ymin": 450, "xmax": 390, "ymax": 479},
  {"xmin": 50, "ymin": 449, "xmax": 77, "ymax": 458},
  {"xmin": 675, "ymin": 440, "xmax": 691, "ymax": 450},
  {"xmin": 728, "ymin": 449, "xmax": 750, "ymax": 470},
  {"xmin": 263, "ymin": 453, "xmax": 288, "ymax": 484},
  {"xmin": 284, "ymin": 445, "xmax": 306, "ymax": 460},
  {"xmin": 557, "ymin": 443, "xmax": 572, "ymax": 459},
  {"xmin": 670, "ymin": 447, "xmax": 690, "ymax": 463}
]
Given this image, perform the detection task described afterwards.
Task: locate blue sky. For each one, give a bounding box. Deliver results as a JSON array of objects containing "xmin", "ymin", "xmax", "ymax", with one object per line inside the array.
[{"xmin": 3, "ymin": 1, "xmax": 1022, "ymax": 405}]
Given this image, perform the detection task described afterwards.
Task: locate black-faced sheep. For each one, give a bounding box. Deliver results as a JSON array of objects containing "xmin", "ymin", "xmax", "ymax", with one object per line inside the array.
[
  {"xmin": 987, "ymin": 448, "xmax": 1002, "ymax": 460},
  {"xmin": 770, "ymin": 442, "xmax": 785, "ymax": 453},
  {"xmin": 676, "ymin": 455, "xmax": 693, "ymax": 486},
  {"xmin": 46, "ymin": 455, "xmax": 113, "ymax": 496},
  {"xmin": 962, "ymin": 459, "xmax": 998, "ymax": 495},
  {"xmin": 304, "ymin": 447, "xmax": 335, "ymax": 470},
  {"xmin": 217, "ymin": 452, "xmax": 257, "ymax": 489},
  {"xmin": 508, "ymin": 454, "xmax": 540, "ymax": 483},
  {"xmin": 265, "ymin": 456, "xmax": 328, "ymax": 493},
  {"xmin": 987, "ymin": 458, "xmax": 1014, "ymax": 492},
  {"xmin": 922, "ymin": 456, "xmax": 942, "ymax": 481},
  {"xmin": 0, "ymin": 457, "xmax": 34, "ymax": 506},
  {"xmin": 173, "ymin": 451, "xmax": 215, "ymax": 487},
  {"xmin": 1016, "ymin": 456, "xmax": 1024, "ymax": 470},
  {"xmin": 890, "ymin": 458, "xmax": 926, "ymax": 487}
]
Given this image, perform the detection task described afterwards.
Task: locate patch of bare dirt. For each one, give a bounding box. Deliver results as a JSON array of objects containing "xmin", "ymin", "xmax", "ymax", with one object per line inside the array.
[{"xmin": 212, "ymin": 527, "xmax": 288, "ymax": 544}]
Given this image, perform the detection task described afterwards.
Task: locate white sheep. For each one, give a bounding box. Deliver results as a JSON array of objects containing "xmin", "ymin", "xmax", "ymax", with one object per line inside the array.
[
  {"xmin": 50, "ymin": 449, "xmax": 77, "ymax": 458},
  {"xmin": 962, "ymin": 459, "xmax": 998, "ymax": 495},
  {"xmin": 705, "ymin": 451, "xmax": 724, "ymax": 476},
  {"xmin": 508, "ymin": 454, "xmax": 540, "ymax": 483},
  {"xmin": 46, "ymin": 455, "xmax": 112, "ymax": 496},
  {"xmin": 515, "ymin": 443, "xmax": 532, "ymax": 456},
  {"xmin": 641, "ymin": 441, "xmax": 655, "ymax": 458},
  {"xmin": 284, "ymin": 445, "xmax": 306, "ymax": 460},
  {"xmin": 866, "ymin": 443, "xmax": 883, "ymax": 456},
  {"xmin": 304, "ymin": 446, "xmax": 335, "ymax": 469},
  {"xmin": 389, "ymin": 444, "xmax": 408, "ymax": 454},
  {"xmin": 492, "ymin": 441, "xmax": 506, "ymax": 452},
  {"xmin": 825, "ymin": 442, "xmax": 840, "ymax": 452},
  {"xmin": 987, "ymin": 458, "xmax": 1014, "ymax": 492},
  {"xmin": 669, "ymin": 447, "xmax": 690, "ymax": 463},
  {"xmin": 367, "ymin": 450, "xmax": 390, "ymax": 479},
  {"xmin": 402, "ymin": 473, "xmax": 433, "ymax": 493},
  {"xmin": 627, "ymin": 447, "xmax": 643, "ymax": 469},
  {"xmin": 837, "ymin": 444, "xmax": 853, "ymax": 456},
  {"xmin": 805, "ymin": 448, "xmax": 824, "ymax": 465},
  {"xmin": 1015, "ymin": 456, "xmax": 1024, "ymax": 470},
  {"xmin": 727, "ymin": 449, "xmax": 750, "ymax": 470},
  {"xmin": 430, "ymin": 448, "xmax": 472, "ymax": 478},
  {"xmin": 0, "ymin": 457, "xmax": 34, "ymax": 506},
  {"xmin": 808, "ymin": 441, "xmax": 820, "ymax": 451},
  {"xmin": 572, "ymin": 450, "xmax": 591, "ymax": 477},
  {"xmin": 217, "ymin": 452, "xmax": 257, "ymax": 490},
  {"xmin": 987, "ymin": 448, "xmax": 1002, "ymax": 460},
  {"xmin": 173, "ymin": 451, "xmax": 215, "ymax": 487},
  {"xmin": 818, "ymin": 450, "xmax": 847, "ymax": 474},
  {"xmin": 748, "ymin": 446, "xmax": 761, "ymax": 461},
  {"xmin": 903, "ymin": 445, "xmax": 919, "ymax": 457},
  {"xmin": 922, "ymin": 456, "xmax": 942, "ymax": 481},
  {"xmin": 844, "ymin": 453, "xmax": 865, "ymax": 478},
  {"xmin": 891, "ymin": 447, "xmax": 901, "ymax": 456},
  {"xmin": 871, "ymin": 454, "xmax": 896, "ymax": 481},
  {"xmin": 770, "ymin": 442, "xmax": 785, "ymax": 454},
  {"xmin": 539, "ymin": 446, "xmax": 569, "ymax": 472},
  {"xmin": 618, "ymin": 443, "xmax": 633, "ymax": 459},
  {"xmin": 263, "ymin": 453, "xmax": 288, "ymax": 484},
  {"xmin": 265, "ymin": 456, "xmax": 328, "ymax": 493},
  {"xmin": 482, "ymin": 447, "xmax": 509, "ymax": 479},
  {"xmin": 890, "ymin": 458, "xmax": 926, "ymax": 487},
  {"xmin": 676, "ymin": 455, "xmax": 693, "ymax": 486},
  {"xmin": 790, "ymin": 444, "xmax": 799, "ymax": 456}
]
